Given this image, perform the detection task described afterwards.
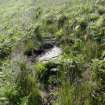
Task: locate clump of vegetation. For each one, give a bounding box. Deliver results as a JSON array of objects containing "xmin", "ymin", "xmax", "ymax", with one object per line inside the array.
[{"xmin": 90, "ymin": 59, "xmax": 105, "ymax": 105}]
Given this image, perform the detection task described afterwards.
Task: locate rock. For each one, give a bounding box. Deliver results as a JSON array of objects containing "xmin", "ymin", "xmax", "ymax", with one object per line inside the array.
[
  {"xmin": 50, "ymin": 68, "xmax": 59, "ymax": 72},
  {"xmin": 38, "ymin": 46, "xmax": 62, "ymax": 62}
]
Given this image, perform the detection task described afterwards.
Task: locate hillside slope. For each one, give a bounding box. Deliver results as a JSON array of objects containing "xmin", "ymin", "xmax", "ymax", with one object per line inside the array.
[{"xmin": 0, "ymin": 0, "xmax": 105, "ymax": 105}]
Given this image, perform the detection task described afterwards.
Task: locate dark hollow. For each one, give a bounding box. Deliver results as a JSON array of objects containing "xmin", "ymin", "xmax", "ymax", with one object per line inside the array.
[
  {"xmin": 41, "ymin": 43, "xmax": 54, "ymax": 50},
  {"xmin": 24, "ymin": 49, "xmax": 44, "ymax": 57},
  {"xmin": 24, "ymin": 50, "xmax": 33, "ymax": 56},
  {"xmin": 33, "ymin": 49, "xmax": 44, "ymax": 55}
]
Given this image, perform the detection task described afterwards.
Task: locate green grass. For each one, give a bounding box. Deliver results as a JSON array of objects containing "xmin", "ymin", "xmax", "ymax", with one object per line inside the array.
[{"xmin": 0, "ymin": 0, "xmax": 105, "ymax": 105}]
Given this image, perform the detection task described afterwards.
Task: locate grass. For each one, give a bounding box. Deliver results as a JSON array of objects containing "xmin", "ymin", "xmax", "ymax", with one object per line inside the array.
[{"xmin": 0, "ymin": 0, "xmax": 105, "ymax": 105}]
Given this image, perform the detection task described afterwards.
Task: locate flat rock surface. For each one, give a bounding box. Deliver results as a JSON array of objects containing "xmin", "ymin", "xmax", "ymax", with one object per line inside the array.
[{"xmin": 38, "ymin": 46, "xmax": 62, "ymax": 62}]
